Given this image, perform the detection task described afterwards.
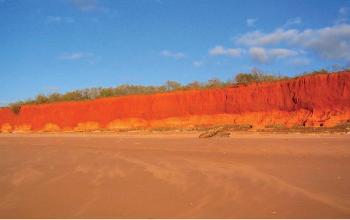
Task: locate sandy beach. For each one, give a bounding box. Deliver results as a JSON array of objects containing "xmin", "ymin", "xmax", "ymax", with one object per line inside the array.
[{"xmin": 0, "ymin": 132, "xmax": 349, "ymax": 218}]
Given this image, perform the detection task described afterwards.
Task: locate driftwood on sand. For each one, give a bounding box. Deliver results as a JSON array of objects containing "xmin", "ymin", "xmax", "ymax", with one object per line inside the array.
[{"xmin": 199, "ymin": 127, "xmax": 231, "ymax": 138}]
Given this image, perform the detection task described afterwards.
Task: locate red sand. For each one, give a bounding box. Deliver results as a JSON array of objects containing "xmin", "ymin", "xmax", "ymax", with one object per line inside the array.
[
  {"xmin": 1, "ymin": 72, "xmax": 350, "ymax": 132},
  {"xmin": 0, "ymin": 133, "xmax": 349, "ymax": 218}
]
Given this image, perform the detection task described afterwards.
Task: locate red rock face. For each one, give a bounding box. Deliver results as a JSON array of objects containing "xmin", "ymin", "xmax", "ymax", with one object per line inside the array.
[{"xmin": 1, "ymin": 72, "xmax": 350, "ymax": 132}]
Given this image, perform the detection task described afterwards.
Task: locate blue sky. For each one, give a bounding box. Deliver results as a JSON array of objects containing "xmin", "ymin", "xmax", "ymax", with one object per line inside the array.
[{"xmin": 1, "ymin": 0, "xmax": 350, "ymax": 105}]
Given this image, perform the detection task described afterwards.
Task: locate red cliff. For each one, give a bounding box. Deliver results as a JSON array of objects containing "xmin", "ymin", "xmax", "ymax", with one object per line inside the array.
[{"xmin": 1, "ymin": 72, "xmax": 350, "ymax": 132}]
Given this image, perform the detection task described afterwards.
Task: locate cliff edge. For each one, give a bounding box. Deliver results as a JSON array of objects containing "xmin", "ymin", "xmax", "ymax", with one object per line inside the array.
[{"xmin": 1, "ymin": 72, "xmax": 349, "ymax": 132}]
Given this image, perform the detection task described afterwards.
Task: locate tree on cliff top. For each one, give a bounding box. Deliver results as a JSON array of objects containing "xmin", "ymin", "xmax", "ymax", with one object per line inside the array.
[
  {"xmin": 4, "ymin": 72, "xmax": 287, "ymax": 114},
  {"xmin": 165, "ymin": 80, "xmax": 182, "ymax": 91},
  {"xmin": 9, "ymin": 68, "xmax": 339, "ymax": 114},
  {"xmin": 9, "ymin": 103, "xmax": 22, "ymax": 114},
  {"xmin": 235, "ymin": 68, "xmax": 288, "ymax": 84}
]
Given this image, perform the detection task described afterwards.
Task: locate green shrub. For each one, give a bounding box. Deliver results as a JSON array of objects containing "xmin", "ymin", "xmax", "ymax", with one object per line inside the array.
[
  {"xmin": 235, "ymin": 68, "xmax": 288, "ymax": 84},
  {"xmin": 165, "ymin": 80, "xmax": 182, "ymax": 91},
  {"xmin": 7, "ymin": 69, "xmax": 343, "ymax": 108},
  {"xmin": 205, "ymin": 78, "xmax": 224, "ymax": 88},
  {"xmin": 9, "ymin": 103, "xmax": 22, "ymax": 114},
  {"xmin": 185, "ymin": 81, "xmax": 201, "ymax": 90},
  {"xmin": 300, "ymin": 69, "xmax": 329, "ymax": 77},
  {"xmin": 35, "ymin": 94, "xmax": 49, "ymax": 104}
]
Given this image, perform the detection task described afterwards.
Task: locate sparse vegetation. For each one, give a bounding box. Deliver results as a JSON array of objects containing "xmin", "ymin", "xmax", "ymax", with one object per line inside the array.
[
  {"xmin": 7, "ymin": 67, "xmax": 345, "ymax": 114},
  {"xmin": 9, "ymin": 103, "xmax": 22, "ymax": 114},
  {"xmin": 298, "ymin": 69, "xmax": 330, "ymax": 77},
  {"xmin": 7, "ymin": 77, "xmax": 234, "ymax": 113},
  {"xmin": 234, "ymin": 68, "xmax": 288, "ymax": 84}
]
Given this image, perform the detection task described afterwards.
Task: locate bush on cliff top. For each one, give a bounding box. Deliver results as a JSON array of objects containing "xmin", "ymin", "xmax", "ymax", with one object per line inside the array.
[
  {"xmin": 9, "ymin": 103, "xmax": 22, "ymax": 114},
  {"xmin": 8, "ymin": 68, "xmax": 337, "ymax": 114},
  {"xmin": 7, "ymin": 78, "xmax": 231, "ymax": 112},
  {"xmin": 235, "ymin": 68, "xmax": 288, "ymax": 84}
]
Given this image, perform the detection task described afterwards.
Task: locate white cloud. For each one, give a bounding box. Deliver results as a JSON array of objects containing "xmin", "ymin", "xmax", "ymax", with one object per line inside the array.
[
  {"xmin": 193, "ymin": 60, "xmax": 203, "ymax": 67},
  {"xmin": 249, "ymin": 47, "xmax": 298, "ymax": 63},
  {"xmin": 58, "ymin": 52, "xmax": 94, "ymax": 60},
  {"xmin": 236, "ymin": 24, "xmax": 350, "ymax": 61},
  {"xmin": 209, "ymin": 45, "xmax": 243, "ymax": 57},
  {"xmin": 339, "ymin": 7, "xmax": 349, "ymax": 15},
  {"xmin": 283, "ymin": 17, "xmax": 302, "ymax": 27},
  {"xmin": 269, "ymin": 48, "xmax": 298, "ymax": 58},
  {"xmin": 160, "ymin": 50, "xmax": 185, "ymax": 59},
  {"xmin": 336, "ymin": 7, "xmax": 349, "ymax": 24},
  {"xmin": 236, "ymin": 29, "xmax": 298, "ymax": 46},
  {"xmin": 46, "ymin": 16, "xmax": 75, "ymax": 24},
  {"xmin": 246, "ymin": 18, "xmax": 257, "ymax": 27},
  {"xmin": 288, "ymin": 57, "xmax": 310, "ymax": 66},
  {"xmin": 249, "ymin": 47, "xmax": 268, "ymax": 63},
  {"xmin": 70, "ymin": 0, "xmax": 109, "ymax": 12}
]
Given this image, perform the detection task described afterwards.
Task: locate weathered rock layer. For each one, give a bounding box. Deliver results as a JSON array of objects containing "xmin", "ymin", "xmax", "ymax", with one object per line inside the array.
[{"xmin": 1, "ymin": 72, "xmax": 350, "ymax": 132}]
